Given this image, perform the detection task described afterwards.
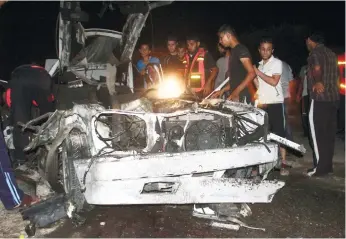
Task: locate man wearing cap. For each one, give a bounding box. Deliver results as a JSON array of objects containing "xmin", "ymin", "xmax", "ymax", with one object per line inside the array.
[
  {"xmin": 305, "ymin": 32, "xmax": 339, "ymax": 177},
  {"xmin": 184, "ymin": 35, "xmax": 218, "ymax": 98}
]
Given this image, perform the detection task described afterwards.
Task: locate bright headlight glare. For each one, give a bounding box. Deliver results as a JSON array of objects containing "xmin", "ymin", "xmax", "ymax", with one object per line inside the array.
[{"xmin": 157, "ymin": 77, "xmax": 184, "ymax": 99}]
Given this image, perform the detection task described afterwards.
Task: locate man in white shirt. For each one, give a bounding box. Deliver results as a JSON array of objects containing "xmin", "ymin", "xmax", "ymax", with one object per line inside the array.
[{"xmin": 253, "ymin": 37, "xmax": 289, "ymax": 176}]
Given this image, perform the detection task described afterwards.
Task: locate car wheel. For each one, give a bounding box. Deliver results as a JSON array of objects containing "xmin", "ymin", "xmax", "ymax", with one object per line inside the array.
[{"xmin": 61, "ymin": 129, "xmax": 92, "ymax": 212}]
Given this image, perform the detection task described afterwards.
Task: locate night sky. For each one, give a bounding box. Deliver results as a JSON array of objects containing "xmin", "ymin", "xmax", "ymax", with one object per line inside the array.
[{"xmin": 0, "ymin": 1, "xmax": 345, "ymax": 79}]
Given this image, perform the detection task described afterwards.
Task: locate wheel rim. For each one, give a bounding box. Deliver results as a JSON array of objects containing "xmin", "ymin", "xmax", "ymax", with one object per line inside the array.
[{"xmin": 61, "ymin": 147, "xmax": 71, "ymax": 194}]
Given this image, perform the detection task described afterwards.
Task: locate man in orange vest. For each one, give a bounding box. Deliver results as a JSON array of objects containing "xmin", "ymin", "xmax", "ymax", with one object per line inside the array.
[{"xmin": 184, "ymin": 35, "xmax": 218, "ymax": 98}]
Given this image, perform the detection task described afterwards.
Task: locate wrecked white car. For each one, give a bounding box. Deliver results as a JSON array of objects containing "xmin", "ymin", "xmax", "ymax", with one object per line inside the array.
[{"xmin": 20, "ymin": 94, "xmax": 305, "ymax": 225}]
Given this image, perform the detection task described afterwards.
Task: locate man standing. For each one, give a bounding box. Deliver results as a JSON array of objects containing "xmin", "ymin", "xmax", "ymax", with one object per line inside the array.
[
  {"xmin": 184, "ymin": 35, "xmax": 218, "ymax": 98},
  {"xmin": 212, "ymin": 25, "xmax": 256, "ymax": 104},
  {"xmin": 161, "ymin": 36, "xmax": 184, "ymax": 76},
  {"xmin": 296, "ymin": 65, "xmax": 310, "ymax": 137},
  {"xmin": 214, "ymin": 43, "xmax": 231, "ymax": 91},
  {"xmin": 305, "ymin": 33, "xmax": 339, "ymax": 177},
  {"xmin": 253, "ymin": 37, "xmax": 289, "ymax": 176},
  {"xmin": 281, "ymin": 61, "xmax": 294, "ymax": 141}
]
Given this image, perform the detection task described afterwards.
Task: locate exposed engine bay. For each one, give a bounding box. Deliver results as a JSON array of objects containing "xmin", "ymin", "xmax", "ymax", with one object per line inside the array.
[{"xmin": 93, "ymin": 99, "xmax": 270, "ymax": 155}]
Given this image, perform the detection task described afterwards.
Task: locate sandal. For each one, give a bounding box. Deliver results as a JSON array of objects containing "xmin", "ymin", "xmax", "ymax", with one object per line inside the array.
[{"xmin": 280, "ymin": 168, "xmax": 290, "ymax": 176}]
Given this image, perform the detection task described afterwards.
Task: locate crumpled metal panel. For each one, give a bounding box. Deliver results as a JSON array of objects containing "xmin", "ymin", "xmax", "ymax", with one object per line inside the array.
[
  {"xmin": 120, "ymin": 13, "xmax": 149, "ymax": 63},
  {"xmin": 81, "ymin": 176, "xmax": 285, "ymax": 205},
  {"xmin": 59, "ymin": 1, "xmax": 72, "ymax": 68}
]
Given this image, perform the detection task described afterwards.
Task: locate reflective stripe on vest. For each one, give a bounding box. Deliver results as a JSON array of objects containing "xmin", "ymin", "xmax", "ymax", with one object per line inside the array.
[
  {"xmin": 5, "ymin": 88, "xmax": 54, "ymax": 108},
  {"xmin": 184, "ymin": 48, "xmax": 206, "ymax": 92}
]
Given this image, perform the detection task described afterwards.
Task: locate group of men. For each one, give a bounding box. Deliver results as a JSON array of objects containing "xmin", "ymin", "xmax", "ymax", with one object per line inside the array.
[{"xmin": 135, "ymin": 24, "xmax": 341, "ymax": 178}]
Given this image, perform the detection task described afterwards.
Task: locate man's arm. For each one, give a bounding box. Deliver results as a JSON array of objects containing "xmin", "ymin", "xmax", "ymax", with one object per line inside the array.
[
  {"xmin": 254, "ymin": 61, "xmax": 282, "ymax": 86},
  {"xmin": 253, "ymin": 76, "xmax": 259, "ymax": 88},
  {"xmin": 308, "ymin": 53, "xmax": 324, "ymax": 94},
  {"xmin": 232, "ymin": 57, "xmax": 256, "ymax": 96},
  {"xmin": 309, "ymin": 54, "xmax": 323, "ymax": 83},
  {"xmin": 205, "ymin": 53, "xmax": 218, "ymax": 85},
  {"xmin": 204, "ymin": 53, "xmax": 218, "ymax": 95}
]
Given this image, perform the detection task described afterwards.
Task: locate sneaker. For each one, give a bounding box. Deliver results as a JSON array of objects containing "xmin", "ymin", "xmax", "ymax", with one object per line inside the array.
[
  {"xmin": 12, "ymin": 194, "xmax": 40, "ymax": 210},
  {"xmin": 306, "ymin": 167, "xmax": 316, "ymax": 177}
]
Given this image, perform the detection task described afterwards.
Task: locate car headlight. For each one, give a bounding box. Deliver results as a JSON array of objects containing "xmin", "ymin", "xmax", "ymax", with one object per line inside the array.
[{"xmin": 157, "ymin": 76, "xmax": 185, "ymax": 99}]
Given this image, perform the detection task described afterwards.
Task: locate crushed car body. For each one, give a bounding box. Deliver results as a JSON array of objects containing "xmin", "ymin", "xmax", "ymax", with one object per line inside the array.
[{"xmin": 21, "ymin": 97, "xmax": 305, "ymax": 208}]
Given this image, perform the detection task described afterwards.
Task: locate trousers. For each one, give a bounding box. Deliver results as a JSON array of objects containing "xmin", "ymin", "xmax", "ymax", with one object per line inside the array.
[
  {"xmin": 309, "ymin": 100, "xmax": 339, "ymax": 174},
  {"xmin": 0, "ymin": 130, "xmax": 23, "ymax": 209},
  {"xmin": 10, "ymin": 66, "xmax": 55, "ymax": 163}
]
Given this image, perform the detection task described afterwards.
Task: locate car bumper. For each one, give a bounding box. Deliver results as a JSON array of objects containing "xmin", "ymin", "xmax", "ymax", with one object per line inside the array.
[{"xmin": 72, "ymin": 143, "xmax": 284, "ymax": 205}]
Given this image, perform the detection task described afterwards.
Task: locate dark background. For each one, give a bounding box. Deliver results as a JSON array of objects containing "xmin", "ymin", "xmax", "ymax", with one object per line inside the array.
[{"xmin": 0, "ymin": 1, "xmax": 344, "ymax": 79}]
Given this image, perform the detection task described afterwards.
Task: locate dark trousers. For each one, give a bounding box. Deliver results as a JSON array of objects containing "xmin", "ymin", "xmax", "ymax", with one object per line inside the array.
[
  {"xmin": 11, "ymin": 86, "xmax": 54, "ymax": 163},
  {"xmin": 308, "ymin": 100, "xmax": 339, "ymax": 174},
  {"xmin": 283, "ymin": 98, "xmax": 293, "ymax": 141},
  {"xmin": 10, "ymin": 68, "xmax": 55, "ymax": 163},
  {"xmin": 301, "ymin": 95, "xmax": 310, "ymax": 137},
  {"xmin": 0, "ymin": 130, "xmax": 24, "ymax": 209}
]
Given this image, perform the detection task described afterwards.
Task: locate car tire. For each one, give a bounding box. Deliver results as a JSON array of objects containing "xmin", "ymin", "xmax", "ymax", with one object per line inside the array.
[{"xmin": 62, "ymin": 129, "xmax": 92, "ymax": 212}]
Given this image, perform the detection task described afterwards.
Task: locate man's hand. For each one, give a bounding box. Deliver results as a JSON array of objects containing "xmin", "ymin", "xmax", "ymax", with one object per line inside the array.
[
  {"xmin": 140, "ymin": 69, "xmax": 146, "ymax": 76},
  {"xmin": 296, "ymin": 95, "xmax": 301, "ymax": 103},
  {"xmin": 253, "ymin": 65, "xmax": 260, "ymax": 75},
  {"xmin": 203, "ymin": 82, "xmax": 213, "ymax": 97},
  {"xmin": 227, "ymin": 92, "xmax": 239, "ymax": 102},
  {"xmin": 313, "ymin": 82, "xmax": 324, "ymax": 94}
]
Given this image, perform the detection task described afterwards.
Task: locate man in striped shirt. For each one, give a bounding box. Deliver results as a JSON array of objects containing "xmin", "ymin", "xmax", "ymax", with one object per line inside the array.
[{"xmin": 305, "ymin": 32, "xmax": 340, "ymax": 177}]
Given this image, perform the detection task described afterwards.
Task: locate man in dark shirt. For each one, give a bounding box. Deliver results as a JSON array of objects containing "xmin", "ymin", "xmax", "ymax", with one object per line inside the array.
[
  {"xmin": 305, "ymin": 32, "xmax": 340, "ymax": 177},
  {"xmin": 212, "ymin": 25, "xmax": 256, "ymax": 104},
  {"xmin": 185, "ymin": 35, "xmax": 218, "ymax": 97},
  {"xmin": 161, "ymin": 36, "xmax": 185, "ymax": 76}
]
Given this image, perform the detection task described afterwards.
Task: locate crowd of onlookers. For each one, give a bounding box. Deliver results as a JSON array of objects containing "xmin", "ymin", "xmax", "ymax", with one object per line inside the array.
[{"xmin": 133, "ymin": 25, "xmax": 343, "ymax": 178}]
